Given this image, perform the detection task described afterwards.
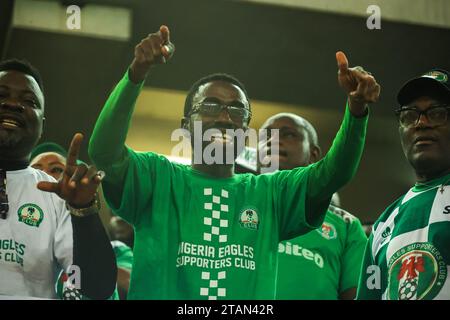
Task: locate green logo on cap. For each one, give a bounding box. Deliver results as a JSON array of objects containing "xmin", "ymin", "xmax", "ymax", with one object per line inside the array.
[{"xmin": 423, "ymin": 71, "xmax": 448, "ymax": 83}]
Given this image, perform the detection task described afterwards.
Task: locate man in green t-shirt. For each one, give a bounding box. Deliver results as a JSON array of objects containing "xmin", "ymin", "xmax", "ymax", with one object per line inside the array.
[
  {"xmin": 88, "ymin": 25, "xmax": 380, "ymax": 299},
  {"xmin": 357, "ymin": 69, "xmax": 450, "ymax": 300},
  {"xmin": 258, "ymin": 113, "xmax": 367, "ymax": 299}
]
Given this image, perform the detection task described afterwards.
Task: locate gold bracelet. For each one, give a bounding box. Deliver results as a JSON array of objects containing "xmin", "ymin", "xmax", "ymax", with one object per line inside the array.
[{"xmin": 66, "ymin": 193, "xmax": 101, "ymax": 218}]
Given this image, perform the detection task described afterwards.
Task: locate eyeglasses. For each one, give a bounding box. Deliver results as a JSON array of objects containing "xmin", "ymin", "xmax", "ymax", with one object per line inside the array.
[
  {"xmin": 188, "ymin": 101, "xmax": 252, "ymax": 122},
  {"xmin": 0, "ymin": 169, "xmax": 8, "ymax": 219},
  {"xmin": 395, "ymin": 104, "xmax": 450, "ymax": 128}
]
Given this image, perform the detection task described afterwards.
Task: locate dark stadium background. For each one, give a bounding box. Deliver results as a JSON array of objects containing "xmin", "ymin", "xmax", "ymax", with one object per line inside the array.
[{"xmin": 2, "ymin": 0, "xmax": 449, "ymax": 223}]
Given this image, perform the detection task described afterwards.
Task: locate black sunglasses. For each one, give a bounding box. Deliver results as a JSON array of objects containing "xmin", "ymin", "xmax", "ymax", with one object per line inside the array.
[
  {"xmin": 188, "ymin": 101, "xmax": 252, "ymax": 122},
  {"xmin": 395, "ymin": 104, "xmax": 450, "ymax": 128}
]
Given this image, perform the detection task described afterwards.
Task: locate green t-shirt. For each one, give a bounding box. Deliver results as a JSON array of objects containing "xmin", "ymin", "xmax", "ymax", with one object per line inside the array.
[
  {"xmin": 104, "ymin": 150, "xmax": 322, "ymax": 299},
  {"xmin": 277, "ymin": 205, "xmax": 367, "ymax": 299},
  {"xmin": 89, "ymin": 70, "xmax": 368, "ymax": 299},
  {"xmin": 357, "ymin": 173, "xmax": 450, "ymax": 300}
]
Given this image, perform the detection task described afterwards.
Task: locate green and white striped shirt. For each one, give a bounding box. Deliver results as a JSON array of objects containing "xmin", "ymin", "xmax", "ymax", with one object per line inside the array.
[{"xmin": 357, "ymin": 173, "xmax": 450, "ymax": 300}]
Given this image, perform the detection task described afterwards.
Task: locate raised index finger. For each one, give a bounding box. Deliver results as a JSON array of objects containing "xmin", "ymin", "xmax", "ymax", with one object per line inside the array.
[
  {"xmin": 66, "ymin": 133, "xmax": 84, "ymax": 167},
  {"xmin": 336, "ymin": 51, "xmax": 349, "ymax": 75}
]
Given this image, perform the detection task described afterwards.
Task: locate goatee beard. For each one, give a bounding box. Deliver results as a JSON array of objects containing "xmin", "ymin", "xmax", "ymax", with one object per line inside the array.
[{"xmin": 0, "ymin": 131, "xmax": 22, "ymax": 149}]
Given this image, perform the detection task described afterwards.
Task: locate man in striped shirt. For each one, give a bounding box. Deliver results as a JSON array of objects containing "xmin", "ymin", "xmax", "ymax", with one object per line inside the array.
[{"xmin": 357, "ymin": 69, "xmax": 450, "ymax": 300}]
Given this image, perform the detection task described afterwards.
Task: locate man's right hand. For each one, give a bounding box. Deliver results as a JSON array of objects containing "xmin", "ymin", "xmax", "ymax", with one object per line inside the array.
[
  {"xmin": 336, "ymin": 51, "xmax": 380, "ymax": 117},
  {"xmin": 129, "ymin": 25, "xmax": 175, "ymax": 84}
]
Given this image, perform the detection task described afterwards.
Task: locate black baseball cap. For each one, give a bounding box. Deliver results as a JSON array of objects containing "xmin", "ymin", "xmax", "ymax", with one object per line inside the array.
[{"xmin": 397, "ymin": 69, "xmax": 450, "ymax": 105}]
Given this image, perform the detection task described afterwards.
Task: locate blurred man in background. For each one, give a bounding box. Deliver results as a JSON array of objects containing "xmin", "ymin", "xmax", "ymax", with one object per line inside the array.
[
  {"xmin": 109, "ymin": 215, "xmax": 134, "ymax": 249},
  {"xmin": 258, "ymin": 113, "xmax": 367, "ymax": 299}
]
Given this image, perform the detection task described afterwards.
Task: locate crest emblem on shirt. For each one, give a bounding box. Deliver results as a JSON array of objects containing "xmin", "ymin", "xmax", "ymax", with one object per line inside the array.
[
  {"xmin": 387, "ymin": 242, "xmax": 447, "ymax": 300},
  {"xmin": 239, "ymin": 208, "xmax": 259, "ymax": 230},
  {"xmin": 316, "ymin": 222, "xmax": 337, "ymax": 240},
  {"xmin": 17, "ymin": 203, "xmax": 44, "ymax": 227}
]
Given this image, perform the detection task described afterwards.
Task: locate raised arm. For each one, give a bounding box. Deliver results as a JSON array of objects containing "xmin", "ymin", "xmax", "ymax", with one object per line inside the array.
[
  {"xmin": 88, "ymin": 25, "xmax": 175, "ymax": 183},
  {"xmin": 305, "ymin": 51, "xmax": 380, "ymax": 224}
]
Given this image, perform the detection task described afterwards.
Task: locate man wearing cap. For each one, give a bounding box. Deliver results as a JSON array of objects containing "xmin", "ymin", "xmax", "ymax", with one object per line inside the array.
[
  {"xmin": 357, "ymin": 69, "xmax": 450, "ymax": 300},
  {"xmin": 0, "ymin": 59, "xmax": 116, "ymax": 299}
]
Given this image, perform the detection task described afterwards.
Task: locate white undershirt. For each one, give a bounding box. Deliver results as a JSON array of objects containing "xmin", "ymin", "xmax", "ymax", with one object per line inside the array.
[{"xmin": 0, "ymin": 167, "xmax": 73, "ymax": 299}]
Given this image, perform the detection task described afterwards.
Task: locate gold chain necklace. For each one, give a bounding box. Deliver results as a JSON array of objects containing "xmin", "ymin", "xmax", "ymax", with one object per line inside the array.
[{"xmin": 415, "ymin": 176, "xmax": 450, "ymax": 194}]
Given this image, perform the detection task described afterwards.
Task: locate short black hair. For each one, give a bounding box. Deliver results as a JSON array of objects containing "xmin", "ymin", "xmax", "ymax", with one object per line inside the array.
[
  {"xmin": 0, "ymin": 59, "xmax": 44, "ymax": 93},
  {"xmin": 184, "ymin": 73, "xmax": 250, "ymax": 118}
]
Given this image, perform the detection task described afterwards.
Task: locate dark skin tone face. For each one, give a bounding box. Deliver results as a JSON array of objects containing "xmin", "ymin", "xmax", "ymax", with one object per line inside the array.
[
  {"xmin": 258, "ymin": 114, "xmax": 357, "ymax": 300},
  {"xmin": 258, "ymin": 115, "xmax": 320, "ymax": 171},
  {"xmin": 399, "ymin": 96, "xmax": 450, "ymax": 182},
  {"xmin": 0, "ymin": 70, "xmax": 44, "ymax": 163},
  {"xmin": 181, "ymin": 80, "xmax": 250, "ymax": 178}
]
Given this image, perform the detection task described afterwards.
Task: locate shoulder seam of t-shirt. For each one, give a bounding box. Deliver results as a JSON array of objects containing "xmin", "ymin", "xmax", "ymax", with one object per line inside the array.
[{"xmin": 328, "ymin": 204, "xmax": 358, "ymax": 224}]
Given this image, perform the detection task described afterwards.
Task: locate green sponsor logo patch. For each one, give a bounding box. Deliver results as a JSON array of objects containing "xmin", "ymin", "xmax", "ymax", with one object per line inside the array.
[{"xmin": 17, "ymin": 203, "xmax": 44, "ymax": 227}]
